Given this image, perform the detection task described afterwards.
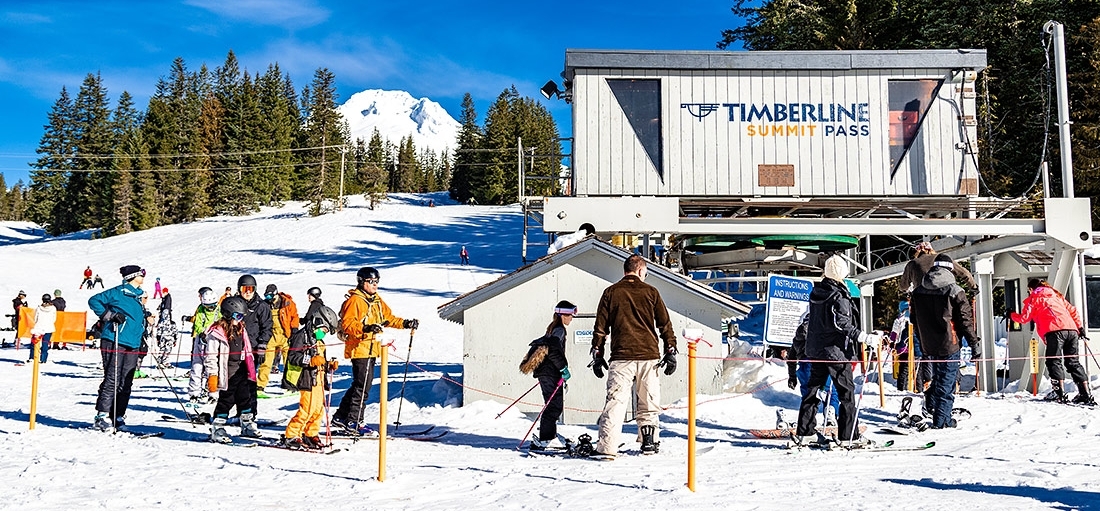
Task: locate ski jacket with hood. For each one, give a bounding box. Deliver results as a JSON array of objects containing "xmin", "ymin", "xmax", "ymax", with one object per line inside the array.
[
  {"xmin": 530, "ymin": 326, "xmax": 569, "ymax": 379},
  {"xmin": 88, "ymin": 282, "xmax": 146, "ymax": 349},
  {"xmin": 31, "ymin": 303, "xmax": 57, "ymax": 336},
  {"xmin": 1010, "ymin": 286, "xmax": 1082, "ymax": 341},
  {"xmin": 340, "ymin": 288, "xmax": 404, "ymax": 359},
  {"xmin": 909, "ymin": 260, "xmax": 978, "ymax": 357},
  {"xmin": 805, "ymin": 277, "xmax": 863, "ymax": 362},
  {"xmin": 285, "ymin": 324, "xmax": 329, "ymax": 390},
  {"xmin": 900, "ymin": 253, "xmax": 977, "ymax": 293},
  {"xmin": 272, "ymin": 292, "xmax": 299, "ymax": 337},
  {"xmin": 203, "ymin": 322, "xmax": 255, "ymax": 390},
  {"xmin": 190, "ymin": 305, "xmax": 221, "ymax": 337},
  {"xmin": 241, "ymin": 293, "xmax": 273, "ymax": 355}
]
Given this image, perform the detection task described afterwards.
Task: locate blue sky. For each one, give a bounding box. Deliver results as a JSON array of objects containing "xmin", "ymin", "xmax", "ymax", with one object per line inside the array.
[{"xmin": 0, "ymin": 0, "xmax": 741, "ymax": 186}]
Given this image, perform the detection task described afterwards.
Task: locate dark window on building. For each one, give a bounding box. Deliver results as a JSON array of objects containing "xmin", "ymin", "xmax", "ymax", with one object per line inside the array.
[
  {"xmin": 607, "ymin": 79, "xmax": 663, "ymax": 180},
  {"xmin": 1005, "ymin": 279, "xmax": 1022, "ymax": 332},
  {"xmin": 1086, "ymin": 276, "xmax": 1100, "ymax": 329}
]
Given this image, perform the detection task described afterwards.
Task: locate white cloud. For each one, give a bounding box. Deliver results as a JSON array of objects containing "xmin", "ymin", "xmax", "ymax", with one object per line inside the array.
[
  {"xmin": 2, "ymin": 11, "xmax": 51, "ymax": 24},
  {"xmin": 184, "ymin": 0, "xmax": 329, "ymax": 28}
]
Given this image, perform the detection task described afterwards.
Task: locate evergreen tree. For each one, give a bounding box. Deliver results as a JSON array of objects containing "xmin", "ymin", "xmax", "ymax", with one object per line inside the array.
[
  {"xmin": 65, "ymin": 72, "xmax": 114, "ymax": 234},
  {"xmin": 178, "ymin": 64, "xmax": 214, "ymax": 221},
  {"xmin": 360, "ymin": 129, "xmax": 388, "ymax": 209},
  {"xmin": 28, "ymin": 86, "xmax": 75, "ymax": 234},
  {"xmin": 109, "ymin": 91, "xmax": 142, "ymax": 235},
  {"xmin": 450, "ymin": 93, "xmax": 480, "ymax": 203},
  {"xmin": 1073, "ymin": 17, "xmax": 1100, "ymax": 226},
  {"xmin": 476, "ymin": 86, "xmax": 562, "ymax": 204},
  {"xmin": 256, "ymin": 64, "xmax": 298, "ymax": 203},
  {"xmin": 212, "ymin": 51, "xmax": 253, "ymax": 214},
  {"xmin": 299, "ymin": 68, "xmax": 346, "ymax": 215}
]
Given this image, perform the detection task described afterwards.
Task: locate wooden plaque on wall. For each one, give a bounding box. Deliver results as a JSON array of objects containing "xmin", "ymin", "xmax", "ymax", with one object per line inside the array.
[{"xmin": 758, "ymin": 164, "xmax": 795, "ymax": 187}]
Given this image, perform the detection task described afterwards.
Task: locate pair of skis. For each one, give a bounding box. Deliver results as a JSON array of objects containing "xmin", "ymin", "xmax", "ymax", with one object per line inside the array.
[{"xmin": 788, "ymin": 438, "xmax": 936, "ymax": 452}]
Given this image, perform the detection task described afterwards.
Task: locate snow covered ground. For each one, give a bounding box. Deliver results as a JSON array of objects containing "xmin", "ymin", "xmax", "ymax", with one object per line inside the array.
[{"xmin": 1, "ymin": 193, "xmax": 1098, "ymax": 510}]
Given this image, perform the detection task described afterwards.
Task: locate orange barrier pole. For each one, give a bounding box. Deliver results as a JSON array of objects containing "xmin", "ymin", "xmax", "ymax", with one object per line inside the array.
[
  {"xmin": 907, "ymin": 324, "xmax": 916, "ymax": 392},
  {"xmin": 687, "ymin": 339, "xmax": 697, "ymax": 492}
]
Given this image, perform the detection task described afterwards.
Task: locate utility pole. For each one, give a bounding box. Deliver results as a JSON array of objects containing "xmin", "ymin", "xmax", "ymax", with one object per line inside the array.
[{"xmin": 339, "ymin": 146, "xmax": 346, "ymax": 210}]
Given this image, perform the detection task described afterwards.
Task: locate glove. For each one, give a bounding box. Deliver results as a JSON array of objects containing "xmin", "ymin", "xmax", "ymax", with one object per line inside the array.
[
  {"xmin": 561, "ymin": 367, "xmax": 571, "ymax": 381},
  {"xmin": 657, "ymin": 347, "xmax": 678, "ymax": 376},
  {"xmin": 364, "ymin": 323, "xmax": 384, "ymax": 334},
  {"xmin": 969, "ymin": 340, "xmax": 982, "ymax": 361},
  {"xmin": 1079, "ymin": 327, "xmax": 1088, "ymax": 339},
  {"xmin": 310, "ymin": 355, "xmax": 325, "ymax": 367},
  {"xmin": 181, "ymin": 315, "xmax": 193, "ymax": 323},
  {"xmin": 102, "ymin": 311, "xmax": 124, "ymax": 324},
  {"xmin": 589, "ymin": 347, "xmax": 608, "ymax": 378},
  {"xmin": 787, "ymin": 376, "xmax": 798, "ymax": 390},
  {"xmin": 856, "ymin": 331, "xmax": 869, "ymax": 345},
  {"xmin": 207, "ymin": 375, "xmax": 218, "ymax": 392},
  {"xmin": 328, "ymin": 358, "xmax": 339, "ymax": 372},
  {"xmin": 403, "ymin": 318, "xmax": 419, "ymax": 330}
]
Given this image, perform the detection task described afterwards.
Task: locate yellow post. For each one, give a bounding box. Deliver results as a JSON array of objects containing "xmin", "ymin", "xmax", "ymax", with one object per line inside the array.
[
  {"xmin": 29, "ymin": 336, "xmax": 40, "ymax": 430},
  {"xmin": 877, "ymin": 340, "xmax": 886, "ymax": 408},
  {"xmin": 907, "ymin": 324, "xmax": 916, "ymax": 392},
  {"xmin": 1029, "ymin": 337, "xmax": 1040, "ymax": 395},
  {"xmin": 687, "ymin": 339, "xmax": 697, "ymax": 492},
  {"xmin": 378, "ymin": 347, "xmax": 388, "ymax": 482}
]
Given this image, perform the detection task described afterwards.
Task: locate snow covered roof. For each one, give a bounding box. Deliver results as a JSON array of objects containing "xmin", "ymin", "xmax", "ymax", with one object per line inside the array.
[{"xmin": 437, "ymin": 236, "xmax": 752, "ymax": 324}]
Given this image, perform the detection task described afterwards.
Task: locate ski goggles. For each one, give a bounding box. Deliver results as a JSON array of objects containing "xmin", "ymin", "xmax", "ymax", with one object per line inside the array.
[
  {"xmin": 229, "ymin": 312, "xmax": 245, "ymax": 321},
  {"xmin": 554, "ymin": 306, "xmax": 578, "ymax": 316},
  {"xmin": 240, "ymin": 286, "xmax": 256, "ymax": 293}
]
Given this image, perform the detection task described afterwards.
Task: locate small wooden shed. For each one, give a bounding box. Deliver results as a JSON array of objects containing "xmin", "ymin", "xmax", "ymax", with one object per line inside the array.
[{"xmin": 437, "ymin": 237, "xmax": 751, "ymax": 424}]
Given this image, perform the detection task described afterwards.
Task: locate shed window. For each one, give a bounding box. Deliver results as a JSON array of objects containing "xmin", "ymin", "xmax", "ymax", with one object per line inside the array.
[{"xmin": 607, "ymin": 79, "xmax": 663, "ymax": 180}]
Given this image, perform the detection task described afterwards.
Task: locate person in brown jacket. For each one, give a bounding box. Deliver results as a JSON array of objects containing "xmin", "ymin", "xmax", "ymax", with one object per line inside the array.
[
  {"xmin": 590, "ymin": 254, "xmax": 677, "ymax": 458},
  {"xmin": 257, "ymin": 284, "xmax": 298, "ymax": 397},
  {"xmin": 899, "ymin": 241, "xmax": 977, "ymax": 293},
  {"xmin": 331, "ymin": 267, "xmax": 418, "ymax": 436}
]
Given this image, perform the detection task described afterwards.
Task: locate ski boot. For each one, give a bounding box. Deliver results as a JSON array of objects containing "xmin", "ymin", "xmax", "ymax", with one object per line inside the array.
[
  {"xmin": 210, "ymin": 417, "xmax": 232, "ymax": 444},
  {"xmin": 302, "ymin": 435, "xmax": 325, "ymax": 450},
  {"xmin": 775, "ymin": 409, "xmax": 792, "ymax": 430},
  {"xmin": 93, "ymin": 412, "xmax": 112, "ymax": 432},
  {"xmin": 640, "ymin": 425, "xmax": 660, "ymax": 454},
  {"xmin": 282, "ymin": 435, "xmax": 306, "ymax": 450},
  {"xmin": 841, "ymin": 435, "xmax": 876, "ymax": 450},
  {"xmin": 1044, "ymin": 380, "xmax": 1069, "ymax": 403},
  {"xmin": 1072, "ymin": 381, "xmax": 1097, "ymax": 406},
  {"xmin": 824, "ymin": 406, "xmax": 837, "ymax": 428},
  {"xmin": 529, "ymin": 435, "xmax": 551, "ymax": 452},
  {"xmin": 239, "ymin": 413, "xmax": 263, "ymax": 438},
  {"xmin": 114, "ymin": 416, "xmax": 128, "ymax": 433}
]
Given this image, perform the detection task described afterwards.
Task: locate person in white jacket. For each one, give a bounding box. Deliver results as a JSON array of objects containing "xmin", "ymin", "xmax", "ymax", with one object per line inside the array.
[{"xmin": 29, "ymin": 294, "xmax": 57, "ymax": 364}]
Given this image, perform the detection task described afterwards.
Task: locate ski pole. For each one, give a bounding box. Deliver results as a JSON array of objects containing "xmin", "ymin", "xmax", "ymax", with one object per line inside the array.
[
  {"xmin": 516, "ymin": 378, "xmax": 563, "ymax": 450},
  {"xmin": 847, "ymin": 344, "xmax": 875, "ymax": 448},
  {"xmin": 394, "ymin": 328, "xmax": 415, "ymax": 431},
  {"xmin": 1083, "ymin": 337, "xmax": 1100, "ymax": 374},
  {"xmin": 155, "ymin": 356, "xmax": 197, "ymax": 428},
  {"xmin": 496, "ymin": 381, "xmax": 541, "ymax": 419}
]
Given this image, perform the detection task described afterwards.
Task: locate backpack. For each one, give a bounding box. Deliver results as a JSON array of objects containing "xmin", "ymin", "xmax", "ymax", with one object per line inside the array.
[{"xmin": 519, "ymin": 335, "xmax": 551, "ymax": 374}]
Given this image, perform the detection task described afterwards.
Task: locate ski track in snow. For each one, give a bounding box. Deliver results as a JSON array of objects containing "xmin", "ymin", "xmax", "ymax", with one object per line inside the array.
[{"xmin": 1, "ymin": 192, "xmax": 1099, "ymax": 510}]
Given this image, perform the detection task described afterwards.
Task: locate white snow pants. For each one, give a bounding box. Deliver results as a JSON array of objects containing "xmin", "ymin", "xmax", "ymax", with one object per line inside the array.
[{"xmin": 596, "ymin": 359, "xmax": 661, "ymax": 455}]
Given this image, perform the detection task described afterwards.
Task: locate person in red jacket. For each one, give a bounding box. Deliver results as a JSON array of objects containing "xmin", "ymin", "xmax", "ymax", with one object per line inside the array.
[{"xmin": 1011, "ymin": 278, "xmax": 1094, "ymax": 405}]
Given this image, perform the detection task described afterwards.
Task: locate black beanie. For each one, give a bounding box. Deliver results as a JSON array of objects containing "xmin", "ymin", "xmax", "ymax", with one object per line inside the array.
[{"xmin": 120, "ymin": 265, "xmax": 143, "ymax": 281}]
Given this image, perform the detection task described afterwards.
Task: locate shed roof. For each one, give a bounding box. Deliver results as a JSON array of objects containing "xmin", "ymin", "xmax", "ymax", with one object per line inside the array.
[
  {"xmin": 564, "ymin": 49, "xmax": 987, "ymax": 76},
  {"xmin": 437, "ymin": 236, "xmax": 752, "ymax": 324},
  {"xmin": 1005, "ymin": 250, "xmax": 1100, "ymax": 271}
]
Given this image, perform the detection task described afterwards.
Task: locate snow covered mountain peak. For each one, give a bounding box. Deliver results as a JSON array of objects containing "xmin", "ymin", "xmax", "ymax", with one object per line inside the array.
[{"xmin": 339, "ymin": 89, "xmax": 460, "ymax": 155}]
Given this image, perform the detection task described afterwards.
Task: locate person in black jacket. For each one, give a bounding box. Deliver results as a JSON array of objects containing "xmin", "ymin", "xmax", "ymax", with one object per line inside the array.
[
  {"xmin": 909, "ymin": 254, "xmax": 980, "ymax": 429},
  {"xmin": 236, "ymin": 274, "xmax": 272, "ymax": 438},
  {"xmin": 520, "ymin": 300, "xmax": 576, "ymax": 450},
  {"xmin": 793, "ymin": 255, "xmax": 871, "ymax": 447},
  {"xmin": 51, "ymin": 289, "xmax": 67, "ymax": 350},
  {"xmin": 282, "ymin": 305, "xmax": 340, "ymax": 449},
  {"xmin": 786, "ymin": 314, "xmax": 839, "ymax": 426}
]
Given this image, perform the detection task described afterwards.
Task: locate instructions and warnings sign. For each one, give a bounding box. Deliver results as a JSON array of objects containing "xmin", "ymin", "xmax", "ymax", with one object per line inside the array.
[{"xmin": 764, "ymin": 274, "xmax": 814, "ymax": 347}]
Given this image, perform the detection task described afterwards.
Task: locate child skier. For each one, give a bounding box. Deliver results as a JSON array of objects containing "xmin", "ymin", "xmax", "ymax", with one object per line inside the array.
[
  {"xmin": 282, "ymin": 306, "xmax": 340, "ymax": 449},
  {"xmin": 520, "ymin": 300, "xmax": 576, "ymax": 450},
  {"xmin": 28, "ymin": 294, "xmax": 57, "ymax": 364},
  {"xmin": 183, "ymin": 287, "xmax": 220, "ymax": 404},
  {"xmin": 204, "ymin": 296, "xmax": 259, "ymax": 443}
]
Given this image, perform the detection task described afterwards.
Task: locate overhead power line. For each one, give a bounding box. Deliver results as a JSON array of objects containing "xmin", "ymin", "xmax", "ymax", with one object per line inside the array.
[{"xmin": 0, "ymin": 144, "xmax": 348, "ymax": 161}]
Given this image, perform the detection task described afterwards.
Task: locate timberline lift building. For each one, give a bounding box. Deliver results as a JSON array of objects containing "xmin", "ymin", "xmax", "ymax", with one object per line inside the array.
[{"xmin": 523, "ymin": 47, "xmax": 1094, "ymax": 391}]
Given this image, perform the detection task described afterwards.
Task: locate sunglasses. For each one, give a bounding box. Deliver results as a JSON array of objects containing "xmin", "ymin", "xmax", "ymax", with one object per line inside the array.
[
  {"xmin": 363, "ymin": 278, "xmax": 380, "ymax": 285},
  {"xmin": 229, "ymin": 312, "xmax": 245, "ymax": 321}
]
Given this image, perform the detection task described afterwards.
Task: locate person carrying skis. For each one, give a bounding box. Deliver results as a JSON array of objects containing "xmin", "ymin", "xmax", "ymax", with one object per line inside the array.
[
  {"xmin": 792, "ymin": 255, "xmax": 870, "ymax": 447},
  {"xmin": 154, "ymin": 287, "xmax": 177, "ymax": 368},
  {"xmin": 591, "ymin": 255, "xmax": 677, "ymax": 457},
  {"xmin": 910, "ymin": 254, "xmax": 981, "ymax": 428},
  {"xmin": 88, "ymin": 265, "xmax": 147, "ymax": 431},
  {"xmin": 28, "ymin": 294, "xmax": 57, "ymax": 364},
  {"xmin": 1010, "ymin": 278, "xmax": 1094, "ymax": 405},
  {"xmin": 203, "ymin": 296, "xmax": 257, "ymax": 443},
  {"xmin": 520, "ymin": 300, "xmax": 576, "ymax": 450},
  {"xmin": 183, "ymin": 287, "xmax": 221, "ymax": 404},
  {"xmin": 258, "ymin": 284, "xmax": 297, "ymax": 397},
  {"xmin": 332, "ymin": 267, "xmax": 418, "ymax": 436},
  {"xmin": 282, "ymin": 305, "xmax": 340, "ymax": 449},
  {"xmin": 235, "ymin": 275, "xmax": 271, "ymax": 438}
]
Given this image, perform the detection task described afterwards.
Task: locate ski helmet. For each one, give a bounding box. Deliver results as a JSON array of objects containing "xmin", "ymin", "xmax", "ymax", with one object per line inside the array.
[
  {"xmin": 42, "ymin": 293, "xmax": 53, "ymax": 304},
  {"xmin": 307, "ymin": 286, "xmax": 322, "ymax": 299},
  {"xmin": 221, "ymin": 296, "xmax": 248, "ymax": 319},
  {"xmin": 356, "ymin": 267, "xmax": 380, "ymax": 283},
  {"xmin": 237, "ymin": 274, "xmax": 257, "ymax": 289},
  {"xmin": 198, "ymin": 287, "xmax": 216, "ymax": 305},
  {"xmin": 307, "ymin": 305, "xmax": 340, "ymax": 333}
]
